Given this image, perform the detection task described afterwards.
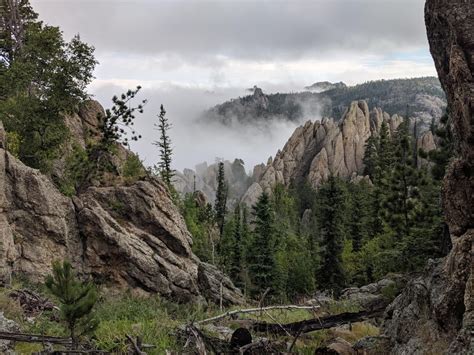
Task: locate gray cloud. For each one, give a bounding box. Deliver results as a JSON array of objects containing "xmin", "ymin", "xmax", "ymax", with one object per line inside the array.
[
  {"xmin": 91, "ymin": 82, "xmax": 308, "ymax": 171},
  {"xmin": 30, "ymin": 0, "xmax": 433, "ymax": 172},
  {"xmin": 32, "ymin": 0, "xmax": 427, "ymax": 63}
]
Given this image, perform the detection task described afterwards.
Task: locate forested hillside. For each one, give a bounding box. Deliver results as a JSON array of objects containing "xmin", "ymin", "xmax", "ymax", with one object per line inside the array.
[{"xmin": 207, "ymin": 77, "xmax": 446, "ymax": 132}]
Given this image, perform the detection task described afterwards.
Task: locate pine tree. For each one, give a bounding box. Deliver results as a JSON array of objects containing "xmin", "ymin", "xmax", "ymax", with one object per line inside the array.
[
  {"xmin": 45, "ymin": 261, "xmax": 98, "ymax": 346},
  {"xmin": 214, "ymin": 161, "xmax": 227, "ymax": 237},
  {"xmin": 364, "ymin": 121, "xmax": 393, "ymax": 238},
  {"xmin": 347, "ymin": 181, "xmax": 371, "ymax": 252},
  {"xmin": 363, "ymin": 135, "xmax": 378, "ymax": 179},
  {"xmin": 249, "ymin": 192, "xmax": 275, "ymax": 297},
  {"xmin": 154, "ymin": 104, "xmax": 174, "ymax": 188},
  {"xmin": 426, "ymin": 113, "xmax": 455, "ymax": 181},
  {"xmin": 383, "ymin": 118, "xmax": 422, "ymax": 240},
  {"xmin": 229, "ymin": 204, "xmax": 243, "ymax": 288},
  {"xmin": 316, "ymin": 176, "xmax": 346, "ymax": 294},
  {"xmin": 376, "ymin": 121, "xmax": 394, "ymax": 174}
]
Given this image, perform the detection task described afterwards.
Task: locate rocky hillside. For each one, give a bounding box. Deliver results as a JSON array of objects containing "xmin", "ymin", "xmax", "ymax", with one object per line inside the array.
[
  {"xmin": 0, "ymin": 102, "xmax": 243, "ymax": 307},
  {"xmin": 242, "ymin": 100, "xmax": 436, "ymax": 206},
  {"xmin": 207, "ymin": 77, "xmax": 446, "ymax": 131}
]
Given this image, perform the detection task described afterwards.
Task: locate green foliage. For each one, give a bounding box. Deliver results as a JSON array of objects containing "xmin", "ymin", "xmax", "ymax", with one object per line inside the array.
[
  {"xmin": 229, "ymin": 204, "xmax": 244, "ymax": 288},
  {"xmin": 154, "ymin": 104, "xmax": 174, "ymax": 188},
  {"xmin": 122, "ymin": 153, "xmax": 145, "ymax": 183},
  {"xmin": 58, "ymin": 144, "xmax": 91, "ymax": 196},
  {"xmin": 425, "ymin": 113, "xmax": 455, "ymax": 181},
  {"xmin": 315, "ymin": 176, "xmax": 346, "ymax": 294},
  {"xmin": 98, "ymin": 86, "xmax": 145, "ymax": 149},
  {"xmin": 214, "ymin": 161, "xmax": 228, "ymax": 237},
  {"xmin": 0, "ymin": 1, "xmax": 96, "ymax": 171},
  {"xmin": 248, "ymin": 192, "xmax": 276, "ymax": 298},
  {"xmin": 381, "ymin": 282, "xmax": 401, "ymax": 301},
  {"xmin": 5, "ymin": 130, "xmax": 21, "ymax": 157},
  {"xmin": 181, "ymin": 192, "xmax": 217, "ymax": 263},
  {"xmin": 92, "ymin": 294, "xmax": 206, "ymax": 354},
  {"xmin": 45, "ymin": 260, "xmax": 98, "ymax": 343}
]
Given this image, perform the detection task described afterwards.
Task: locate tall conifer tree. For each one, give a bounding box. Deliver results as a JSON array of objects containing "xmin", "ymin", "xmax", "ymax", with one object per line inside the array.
[
  {"xmin": 249, "ymin": 192, "xmax": 275, "ymax": 297},
  {"xmin": 154, "ymin": 105, "xmax": 174, "ymax": 188},
  {"xmin": 316, "ymin": 176, "xmax": 346, "ymax": 294},
  {"xmin": 214, "ymin": 161, "xmax": 227, "ymax": 237}
]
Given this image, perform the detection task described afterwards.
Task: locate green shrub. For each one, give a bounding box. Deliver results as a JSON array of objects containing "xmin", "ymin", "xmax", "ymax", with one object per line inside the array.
[
  {"xmin": 381, "ymin": 282, "xmax": 400, "ymax": 301},
  {"xmin": 122, "ymin": 153, "xmax": 145, "ymax": 183},
  {"xmin": 5, "ymin": 131, "xmax": 21, "ymax": 158},
  {"xmin": 59, "ymin": 145, "xmax": 92, "ymax": 196}
]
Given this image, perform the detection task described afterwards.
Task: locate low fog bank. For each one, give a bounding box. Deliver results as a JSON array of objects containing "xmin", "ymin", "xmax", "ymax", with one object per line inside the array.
[{"xmin": 90, "ymin": 82, "xmax": 319, "ymax": 173}]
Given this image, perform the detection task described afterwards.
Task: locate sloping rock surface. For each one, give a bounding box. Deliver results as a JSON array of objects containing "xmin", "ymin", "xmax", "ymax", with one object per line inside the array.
[{"xmin": 0, "ymin": 104, "xmax": 243, "ymax": 306}]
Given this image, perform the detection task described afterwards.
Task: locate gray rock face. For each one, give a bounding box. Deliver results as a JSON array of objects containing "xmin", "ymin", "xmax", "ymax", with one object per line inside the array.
[
  {"xmin": 341, "ymin": 275, "xmax": 405, "ymax": 311},
  {"xmin": 242, "ymin": 101, "xmax": 404, "ymax": 206},
  {"xmin": 0, "ymin": 103, "xmax": 243, "ymax": 306},
  {"xmin": 375, "ymin": 1, "xmax": 474, "ymax": 354}
]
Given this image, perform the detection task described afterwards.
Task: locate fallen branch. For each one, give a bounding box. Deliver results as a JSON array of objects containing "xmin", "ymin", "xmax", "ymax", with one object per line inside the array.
[
  {"xmin": 251, "ymin": 307, "xmax": 385, "ymax": 336},
  {"xmin": 0, "ymin": 331, "xmax": 72, "ymax": 345},
  {"xmin": 195, "ymin": 305, "xmax": 319, "ymax": 325},
  {"xmin": 126, "ymin": 334, "xmax": 146, "ymax": 355}
]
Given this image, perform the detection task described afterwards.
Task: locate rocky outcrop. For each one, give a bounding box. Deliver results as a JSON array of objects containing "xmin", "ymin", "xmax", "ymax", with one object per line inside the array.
[
  {"xmin": 0, "ymin": 106, "xmax": 243, "ymax": 306},
  {"xmin": 341, "ymin": 275, "xmax": 406, "ymax": 311},
  {"xmin": 174, "ymin": 159, "xmax": 251, "ymax": 208},
  {"xmin": 375, "ymin": 1, "xmax": 474, "ymax": 354},
  {"xmin": 305, "ymin": 81, "xmax": 347, "ymax": 92},
  {"xmin": 242, "ymin": 101, "xmax": 404, "ymax": 206}
]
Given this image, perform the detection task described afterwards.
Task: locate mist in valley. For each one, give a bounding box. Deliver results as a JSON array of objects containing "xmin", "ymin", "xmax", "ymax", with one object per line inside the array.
[{"xmin": 90, "ymin": 81, "xmax": 319, "ymax": 174}]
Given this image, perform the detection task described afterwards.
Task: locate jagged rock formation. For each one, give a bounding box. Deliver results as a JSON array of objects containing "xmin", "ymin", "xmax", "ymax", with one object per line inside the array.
[
  {"xmin": 304, "ymin": 81, "xmax": 347, "ymax": 92},
  {"xmin": 242, "ymin": 101, "xmax": 436, "ymax": 206},
  {"xmin": 173, "ymin": 159, "xmax": 251, "ymax": 207},
  {"xmin": 0, "ymin": 103, "xmax": 243, "ymax": 306},
  {"xmin": 374, "ymin": 1, "xmax": 473, "ymax": 354}
]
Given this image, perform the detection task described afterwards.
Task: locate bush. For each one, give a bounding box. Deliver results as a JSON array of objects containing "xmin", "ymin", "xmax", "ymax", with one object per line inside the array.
[
  {"xmin": 122, "ymin": 153, "xmax": 145, "ymax": 183},
  {"xmin": 5, "ymin": 131, "xmax": 21, "ymax": 158}
]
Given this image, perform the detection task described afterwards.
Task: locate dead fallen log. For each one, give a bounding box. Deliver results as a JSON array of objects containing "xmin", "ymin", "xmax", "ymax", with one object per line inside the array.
[
  {"xmin": 0, "ymin": 331, "xmax": 72, "ymax": 345},
  {"xmin": 195, "ymin": 304, "xmax": 320, "ymax": 325},
  {"xmin": 251, "ymin": 308, "xmax": 385, "ymax": 336}
]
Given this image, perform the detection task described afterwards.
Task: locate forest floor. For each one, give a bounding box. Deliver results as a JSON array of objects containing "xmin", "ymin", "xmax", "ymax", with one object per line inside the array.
[{"xmin": 0, "ymin": 279, "xmax": 380, "ymax": 354}]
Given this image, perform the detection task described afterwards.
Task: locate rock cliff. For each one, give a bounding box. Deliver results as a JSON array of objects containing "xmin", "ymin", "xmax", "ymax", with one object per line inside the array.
[
  {"xmin": 373, "ymin": 1, "xmax": 473, "ymax": 354},
  {"xmin": 0, "ymin": 103, "xmax": 243, "ymax": 306},
  {"xmin": 242, "ymin": 101, "xmax": 436, "ymax": 206}
]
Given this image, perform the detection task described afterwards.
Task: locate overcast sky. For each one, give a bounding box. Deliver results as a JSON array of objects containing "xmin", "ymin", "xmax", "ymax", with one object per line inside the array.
[{"xmin": 31, "ymin": 0, "xmax": 436, "ymax": 171}]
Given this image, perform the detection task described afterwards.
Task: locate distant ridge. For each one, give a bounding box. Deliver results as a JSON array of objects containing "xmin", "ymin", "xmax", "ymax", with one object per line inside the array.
[{"xmin": 206, "ymin": 77, "xmax": 446, "ymax": 131}]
